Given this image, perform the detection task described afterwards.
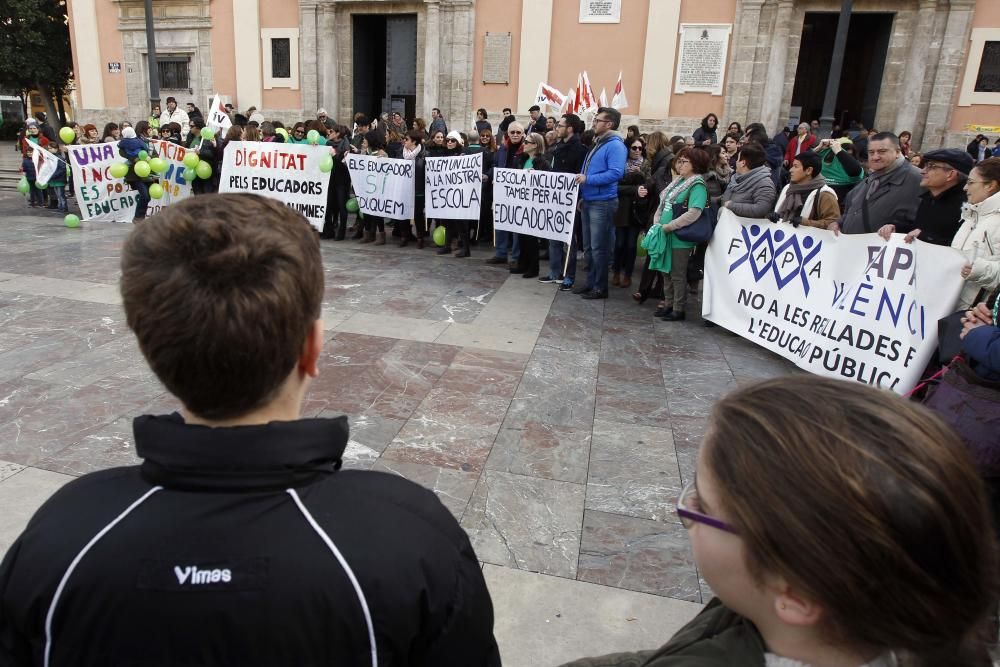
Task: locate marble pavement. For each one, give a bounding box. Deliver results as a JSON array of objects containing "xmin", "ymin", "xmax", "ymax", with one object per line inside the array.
[{"xmin": 0, "ymin": 196, "xmax": 799, "ymax": 665}]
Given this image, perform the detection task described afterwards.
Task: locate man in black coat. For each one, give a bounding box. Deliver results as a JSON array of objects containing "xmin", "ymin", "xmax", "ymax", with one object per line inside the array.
[
  {"xmin": 0, "ymin": 194, "xmax": 500, "ymax": 667},
  {"xmin": 540, "ymin": 113, "xmax": 589, "ymax": 289},
  {"xmin": 877, "ymin": 148, "xmax": 972, "ymax": 246}
]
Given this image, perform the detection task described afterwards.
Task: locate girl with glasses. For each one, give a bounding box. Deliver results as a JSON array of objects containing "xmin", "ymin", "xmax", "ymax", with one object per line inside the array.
[{"xmin": 562, "ymin": 376, "xmax": 997, "ymax": 667}]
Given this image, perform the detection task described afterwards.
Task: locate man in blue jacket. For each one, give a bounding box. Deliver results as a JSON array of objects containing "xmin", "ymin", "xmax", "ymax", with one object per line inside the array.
[{"xmin": 573, "ymin": 107, "xmax": 627, "ymax": 299}]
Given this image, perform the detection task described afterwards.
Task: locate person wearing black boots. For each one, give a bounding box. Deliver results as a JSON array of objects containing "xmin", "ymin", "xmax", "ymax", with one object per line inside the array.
[
  {"xmin": 512, "ymin": 132, "xmax": 550, "ymax": 278},
  {"xmin": 436, "ymin": 132, "xmax": 471, "ymax": 257},
  {"xmin": 360, "ymin": 132, "xmax": 388, "ymax": 245},
  {"xmin": 401, "ymin": 131, "xmax": 426, "ymax": 248},
  {"xmin": 321, "ymin": 125, "xmax": 352, "ymax": 240}
]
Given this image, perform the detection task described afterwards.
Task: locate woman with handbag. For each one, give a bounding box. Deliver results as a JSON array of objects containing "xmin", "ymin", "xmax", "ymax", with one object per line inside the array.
[{"xmin": 643, "ymin": 147, "xmax": 710, "ymax": 322}]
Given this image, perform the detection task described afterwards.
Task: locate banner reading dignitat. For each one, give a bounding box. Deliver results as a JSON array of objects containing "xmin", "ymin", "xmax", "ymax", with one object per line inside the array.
[
  {"xmin": 219, "ymin": 141, "xmax": 331, "ymax": 230},
  {"xmin": 703, "ymin": 210, "xmax": 967, "ymax": 394},
  {"xmin": 425, "ymin": 153, "xmax": 482, "ymax": 220},
  {"xmin": 345, "ymin": 154, "xmax": 414, "ymax": 220},
  {"xmin": 67, "ymin": 142, "xmax": 138, "ymax": 222},
  {"xmin": 492, "ymin": 168, "xmax": 578, "ymax": 244}
]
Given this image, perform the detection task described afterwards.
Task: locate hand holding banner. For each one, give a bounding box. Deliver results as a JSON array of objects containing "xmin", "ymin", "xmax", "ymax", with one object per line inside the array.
[{"xmin": 492, "ymin": 168, "xmax": 579, "ymax": 244}]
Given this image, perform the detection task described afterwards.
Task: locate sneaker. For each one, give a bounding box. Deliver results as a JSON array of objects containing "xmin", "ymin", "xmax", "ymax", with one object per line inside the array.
[
  {"xmin": 537, "ymin": 275, "xmax": 559, "ymax": 284},
  {"xmin": 558, "ymin": 282, "xmax": 574, "ymax": 292}
]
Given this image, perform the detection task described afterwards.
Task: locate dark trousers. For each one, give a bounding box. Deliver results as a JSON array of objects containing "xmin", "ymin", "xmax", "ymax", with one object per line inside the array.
[
  {"xmin": 413, "ymin": 198, "xmax": 427, "ymax": 238},
  {"xmin": 133, "ymin": 181, "xmax": 151, "ymax": 220},
  {"xmin": 612, "ymin": 226, "xmax": 640, "ymax": 277},
  {"xmin": 366, "ymin": 215, "xmax": 385, "ymax": 234},
  {"xmin": 516, "ymin": 233, "xmax": 539, "ymax": 274}
]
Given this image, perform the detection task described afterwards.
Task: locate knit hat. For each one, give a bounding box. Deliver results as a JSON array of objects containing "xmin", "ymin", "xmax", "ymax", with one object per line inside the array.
[
  {"xmin": 446, "ymin": 130, "xmax": 465, "ymax": 146},
  {"xmin": 122, "ymin": 127, "xmax": 137, "ymax": 139},
  {"xmin": 921, "ymin": 148, "xmax": 974, "ymax": 175}
]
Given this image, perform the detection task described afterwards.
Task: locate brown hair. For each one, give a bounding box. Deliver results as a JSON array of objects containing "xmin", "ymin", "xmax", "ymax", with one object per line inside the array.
[
  {"xmin": 674, "ymin": 146, "xmax": 710, "ymax": 174},
  {"xmin": 121, "ymin": 194, "xmax": 324, "ymax": 420},
  {"xmin": 645, "ymin": 131, "xmax": 669, "ymax": 160},
  {"xmin": 704, "ymin": 376, "xmax": 997, "ymax": 666},
  {"xmin": 972, "ymin": 157, "xmax": 1000, "ymax": 190},
  {"xmin": 224, "ymin": 125, "xmax": 243, "ymax": 142},
  {"xmin": 243, "ymin": 125, "xmax": 261, "ymax": 142}
]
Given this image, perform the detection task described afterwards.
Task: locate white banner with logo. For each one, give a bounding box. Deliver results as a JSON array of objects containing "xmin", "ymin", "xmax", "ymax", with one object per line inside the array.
[
  {"xmin": 491, "ymin": 168, "xmax": 579, "ymax": 244},
  {"xmin": 703, "ymin": 210, "xmax": 967, "ymax": 394},
  {"xmin": 67, "ymin": 142, "xmax": 139, "ymax": 222},
  {"xmin": 344, "ymin": 154, "xmax": 415, "ymax": 221},
  {"xmin": 424, "ymin": 153, "xmax": 483, "ymax": 220},
  {"xmin": 219, "ymin": 141, "xmax": 332, "ymax": 230}
]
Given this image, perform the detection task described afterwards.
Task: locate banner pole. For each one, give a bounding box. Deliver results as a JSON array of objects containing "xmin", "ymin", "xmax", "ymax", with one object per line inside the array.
[{"xmin": 563, "ymin": 240, "xmax": 571, "ymax": 278}]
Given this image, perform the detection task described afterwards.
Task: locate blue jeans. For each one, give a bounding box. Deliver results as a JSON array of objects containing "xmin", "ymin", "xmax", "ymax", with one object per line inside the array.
[
  {"xmin": 51, "ymin": 185, "xmax": 67, "ymax": 211},
  {"xmin": 582, "ymin": 199, "xmax": 618, "ymax": 293},
  {"xmin": 494, "ymin": 230, "xmax": 520, "ymax": 261}
]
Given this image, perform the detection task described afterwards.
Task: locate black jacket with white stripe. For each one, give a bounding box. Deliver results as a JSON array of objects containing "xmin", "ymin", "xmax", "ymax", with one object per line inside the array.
[{"xmin": 0, "ymin": 414, "xmax": 500, "ymax": 667}]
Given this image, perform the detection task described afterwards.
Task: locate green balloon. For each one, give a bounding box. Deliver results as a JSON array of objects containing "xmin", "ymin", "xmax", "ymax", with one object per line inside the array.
[
  {"xmin": 195, "ymin": 161, "xmax": 213, "ymax": 179},
  {"xmin": 319, "ymin": 155, "xmax": 333, "ymax": 173},
  {"xmin": 182, "ymin": 152, "xmax": 200, "ymax": 169},
  {"xmin": 17, "ymin": 176, "xmax": 29, "ymax": 194},
  {"xmin": 275, "ymin": 127, "xmax": 289, "ymax": 140},
  {"xmin": 346, "ymin": 197, "xmax": 359, "ymax": 213},
  {"xmin": 306, "ymin": 129, "xmax": 321, "ymax": 144},
  {"xmin": 133, "ymin": 161, "xmax": 151, "ymax": 178},
  {"xmin": 109, "ymin": 162, "xmax": 129, "ymax": 179},
  {"xmin": 182, "ymin": 167, "xmax": 196, "ymax": 182},
  {"xmin": 35, "ymin": 180, "xmax": 48, "ymax": 190},
  {"xmin": 432, "ymin": 225, "xmax": 446, "ymax": 247},
  {"xmin": 138, "ymin": 150, "xmax": 149, "ymax": 161},
  {"xmin": 64, "ymin": 214, "xmax": 80, "ymax": 228},
  {"xmin": 149, "ymin": 157, "xmax": 168, "ymax": 174},
  {"xmin": 149, "ymin": 183, "xmax": 164, "ymax": 199},
  {"xmin": 200, "ymin": 126, "xmax": 215, "ymax": 140},
  {"xmin": 59, "ymin": 126, "xmax": 76, "ymax": 144}
]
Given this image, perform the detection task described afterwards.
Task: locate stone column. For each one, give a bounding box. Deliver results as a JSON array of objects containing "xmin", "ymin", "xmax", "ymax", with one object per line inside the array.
[
  {"xmin": 759, "ymin": 0, "xmax": 794, "ymax": 134},
  {"xmin": 318, "ymin": 5, "xmax": 338, "ymax": 117},
  {"xmin": 893, "ymin": 0, "xmax": 937, "ymax": 142},
  {"xmin": 638, "ymin": 0, "xmax": 682, "ymax": 119},
  {"xmin": 299, "ymin": 1, "xmax": 320, "ymax": 115},
  {"xmin": 422, "ymin": 0, "xmax": 441, "ymax": 118},
  {"xmin": 723, "ymin": 0, "xmax": 766, "ymax": 128},
  {"xmin": 515, "ymin": 0, "xmax": 554, "ymax": 112},
  {"xmin": 923, "ymin": 0, "xmax": 975, "ymax": 150}
]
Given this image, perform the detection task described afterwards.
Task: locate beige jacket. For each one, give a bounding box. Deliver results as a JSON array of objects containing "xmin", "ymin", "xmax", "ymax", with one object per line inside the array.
[{"xmin": 952, "ymin": 189, "xmax": 1000, "ymax": 309}]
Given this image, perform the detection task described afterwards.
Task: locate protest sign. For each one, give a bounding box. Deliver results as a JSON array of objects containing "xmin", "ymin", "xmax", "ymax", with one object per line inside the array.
[
  {"xmin": 491, "ymin": 168, "xmax": 579, "ymax": 244},
  {"xmin": 145, "ymin": 138, "xmax": 193, "ymax": 217},
  {"xmin": 703, "ymin": 210, "xmax": 967, "ymax": 394},
  {"xmin": 30, "ymin": 144, "xmax": 58, "ymax": 185},
  {"xmin": 219, "ymin": 141, "xmax": 332, "ymax": 230},
  {"xmin": 424, "ymin": 153, "xmax": 482, "ymax": 220},
  {"xmin": 67, "ymin": 142, "xmax": 138, "ymax": 222},
  {"xmin": 344, "ymin": 154, "xmax": 415, "ymax": 221}
]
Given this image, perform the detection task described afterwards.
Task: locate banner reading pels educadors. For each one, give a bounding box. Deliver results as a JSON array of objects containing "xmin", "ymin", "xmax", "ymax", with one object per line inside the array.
[
  {"xmin": 703, "ymin": 210, "xmax": 967, "ymax": 394},
  {"xmin": 219, "ymin": 141, "xmax": 332, "ymax": 230},
  {"xmin": 492, "ymin": 168, "xmax": 579, "ymax": 244}
]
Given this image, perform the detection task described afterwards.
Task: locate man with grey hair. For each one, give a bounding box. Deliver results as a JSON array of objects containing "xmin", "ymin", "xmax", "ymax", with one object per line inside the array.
[
  {"xmin": 784, "ymin": 122, "xmax": 817, "ymax": 167},
  {"xmin": 831, "ymin": 132, "xmax": 923, "ymax": 236}
]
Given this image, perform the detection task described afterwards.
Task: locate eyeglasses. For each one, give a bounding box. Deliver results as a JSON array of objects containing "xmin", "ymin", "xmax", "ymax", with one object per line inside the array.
[
  {"xmin": 446, "ymin": 138, "xmax": 458, "ymax": 143},
  {"xmin": 630, "ymin": 146, "xmax": 643, "ymax": 151},
  {"xmin": 922, "ymin": 163, "xmax": 953, "ymax": 172},
  {"xmin": 594, "ymin": 118, "xmax": 613, "ymax": 125},
  {"xmin": 676, "ymin": 479, "xmax": 738, "ymax": 534},
  {"xmin": 967, "ymin": 180, "xmax": 992, "ymax": 186},
  {"xmin": 508, "ymin": 131, "xmax": 523, "ymax": 136},
  {"xmin": 675, "ymin": 158, "xmax": 691, "ymax": 165},
  {"xmin": 556, "ymin": 123, "xmax": 567, "ymax": 129},
  {"xmin": 294, "ymin": 130, "xmax": 305, "ymax": 135}
]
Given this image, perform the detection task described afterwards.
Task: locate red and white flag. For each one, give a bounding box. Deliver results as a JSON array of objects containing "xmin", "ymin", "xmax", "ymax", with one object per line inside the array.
[
  {"xmin": 612, "ymin": 71, "xmax": 629, "ymax": 110},
  {"xmin": 207, "ymin": 93, "xmax": 232, "ymax": 132},
  {"xmin": 574, "ymin": 74, "xmax": 585, "ymax": 114},
  {"xmin": 533, "ymin": 82, "xmax": 568, "ymax": 110},
  {"xmin": 30, "ymin": 143, "xmax": 58, "ymax": 185},
  {"xmin": 561, "ymin": 87, "xmax": 575, "ymax": 114},
  {"xmin": 599, "ymin": 88, "xmax": 608, "ymax": 109},
  {"xmin": 581, "ymin": 71, "xmax": 598, "ymax": 111}
]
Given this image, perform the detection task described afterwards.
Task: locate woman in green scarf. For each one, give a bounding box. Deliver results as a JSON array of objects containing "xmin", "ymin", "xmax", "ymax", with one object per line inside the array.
[{"xmin": 642, "ymin": 146, "xmax": 710, "ymax": 322}]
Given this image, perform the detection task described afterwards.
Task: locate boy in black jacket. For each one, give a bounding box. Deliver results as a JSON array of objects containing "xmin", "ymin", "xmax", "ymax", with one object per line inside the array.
[{"xmin": 0, "ymin": 194, "xmax": 500, "ymax": 667}]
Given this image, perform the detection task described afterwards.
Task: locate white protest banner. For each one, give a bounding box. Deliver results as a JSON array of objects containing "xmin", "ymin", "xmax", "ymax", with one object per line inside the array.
[
  {"xmin": 344, "ymin": 154, "xmax": 415, "ymax": 221},
  {"xmin": 67, "ymin": 142, "xmax": 139, "ymax": 222},
  {"xmin": 206, "ymin": 93, "xmax": 232, "ymax": 132},
  {"xmin": 425, "ymin": 153, "xmax": 482, "ymax": 220},
  {"xmin": 491, "ymin": 168, "xmax": 579, "ymax": 244},
  {"xmin": 703, "ymin": 210, "xmax": 967, "ymax": 394},
  {"xmin": 30, "ymin": 144, "xmax": 58, "ymax": 185},
  {"xmin": 144, "ymin": 138, "xmax": 193, "ymax": 217},
  {"xmin": 219, "ymin": 141, "xmax": 332, "ymax": 230}
]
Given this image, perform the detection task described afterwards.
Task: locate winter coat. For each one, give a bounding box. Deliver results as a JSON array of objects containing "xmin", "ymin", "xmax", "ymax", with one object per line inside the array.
[
  {"xmin": 784, "ymin": 133, "xmax": 818, "ymax": 164},
  {"xmin": 557, "ymin": 598, "xmax": 765, "ymax": 667},
  {"xmin": 964, "ymin": 324, "xmax": 1000, "ymax": 381},
  {"xmin": 774, "ymin": 183, "xmax": 840, "ymax": 229},
  {"xmin": 648, "ymin": 148, "xmax": 674, "ymax": 198},
  {"xmin": 952, "ymin": 190, "xmax": 1000, "ymax": 309},
  {"xmin": 550, "ymin": 136, "xmax": 588, "ymax": 175},
  {"xmin": 580, "ymin": 134, "xmax": 627, "ymax": 202},
  {"xmin": 692, "ymin": 127, "xmax": 717, "ymax": 146},
  {"xmin": 838, "ymin": 158, "xmax": 923, "ymax": 235},
  {"xmin": 429, "ymin": 117, "xmax": 448, "ymax": 137},
  {"xmin": 0, "ymin": 414, "xmax": 500, "ymax": 667},
  {"xmin": 614, "ymin": 166, "xmax": 652, "ymax": 228},
  {"xmin": 897, "ymin": 183, "xmax": 966, "ymax": 247},
  {"xmin": 721, "ymin": 166, "xmax": 777, "ymax": 219}
]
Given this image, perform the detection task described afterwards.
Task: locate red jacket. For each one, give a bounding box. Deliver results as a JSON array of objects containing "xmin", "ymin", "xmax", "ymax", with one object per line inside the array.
[{"xmin": 785, "ymin": 133, "xmax": 817, "ymax": 163}]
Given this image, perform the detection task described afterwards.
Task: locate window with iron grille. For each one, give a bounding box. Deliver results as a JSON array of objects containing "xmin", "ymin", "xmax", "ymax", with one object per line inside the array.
[
  {"xmin": 271, "ymin": 38, "xmax": 291, "ymax": 79},
  {"xmin": 975, "ymin": 42, "xmax": 1000, "ymax": 93},
  {"xmin": 158, "ymin": 58, "xmax": 190, "ymax": 90}
]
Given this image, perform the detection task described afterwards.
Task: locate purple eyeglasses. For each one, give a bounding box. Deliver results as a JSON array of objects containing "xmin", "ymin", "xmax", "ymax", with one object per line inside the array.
[{"xmin": 676, "ymin": 479, "xmax": 739, "ymax": 534}]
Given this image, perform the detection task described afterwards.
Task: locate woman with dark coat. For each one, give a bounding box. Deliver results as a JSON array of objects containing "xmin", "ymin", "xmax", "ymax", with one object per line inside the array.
[
  {"xmin": 612, "ymin": 136, "xmax": 651, "ymax": 289},
  {"xmin": 693, "ymin": 113, "xmax": 719, "ymax": 146}
]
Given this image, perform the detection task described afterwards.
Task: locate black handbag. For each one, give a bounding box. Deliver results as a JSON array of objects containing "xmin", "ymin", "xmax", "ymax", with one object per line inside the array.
[{"xmin": 671, "ymin": 203, "xmax": 718, "ymax": 244}]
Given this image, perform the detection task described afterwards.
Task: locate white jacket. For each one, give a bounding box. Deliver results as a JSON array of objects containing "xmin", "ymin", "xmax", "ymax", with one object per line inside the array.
[
  {"xmin": 951, "ymin": 189, "xmax": 1000, "ymax": 309},
  {"xmin": 159, "ymin": 108, "xmax": 191, "ymax": 140}
]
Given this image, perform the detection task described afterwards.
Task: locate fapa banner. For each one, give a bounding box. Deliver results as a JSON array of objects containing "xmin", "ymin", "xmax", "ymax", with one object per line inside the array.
[
  {"xmin": 703, "ymin": 210, "xmax": 967, "ymax": 394},
  {"xmin": 219, "ymin": 141, "xmax": 332, "ymax": 230}
]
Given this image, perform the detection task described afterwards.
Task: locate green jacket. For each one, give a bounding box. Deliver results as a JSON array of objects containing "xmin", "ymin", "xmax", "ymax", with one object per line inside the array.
[{"xmin": 558, "ymin": 599, "xmax": 766, "ymax": 667}]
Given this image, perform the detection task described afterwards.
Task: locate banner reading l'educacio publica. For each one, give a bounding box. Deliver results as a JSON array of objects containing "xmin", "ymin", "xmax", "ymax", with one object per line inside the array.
[{"xmin": 704, "ymin": 210, "xmax": 967, "ymax": 394}]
